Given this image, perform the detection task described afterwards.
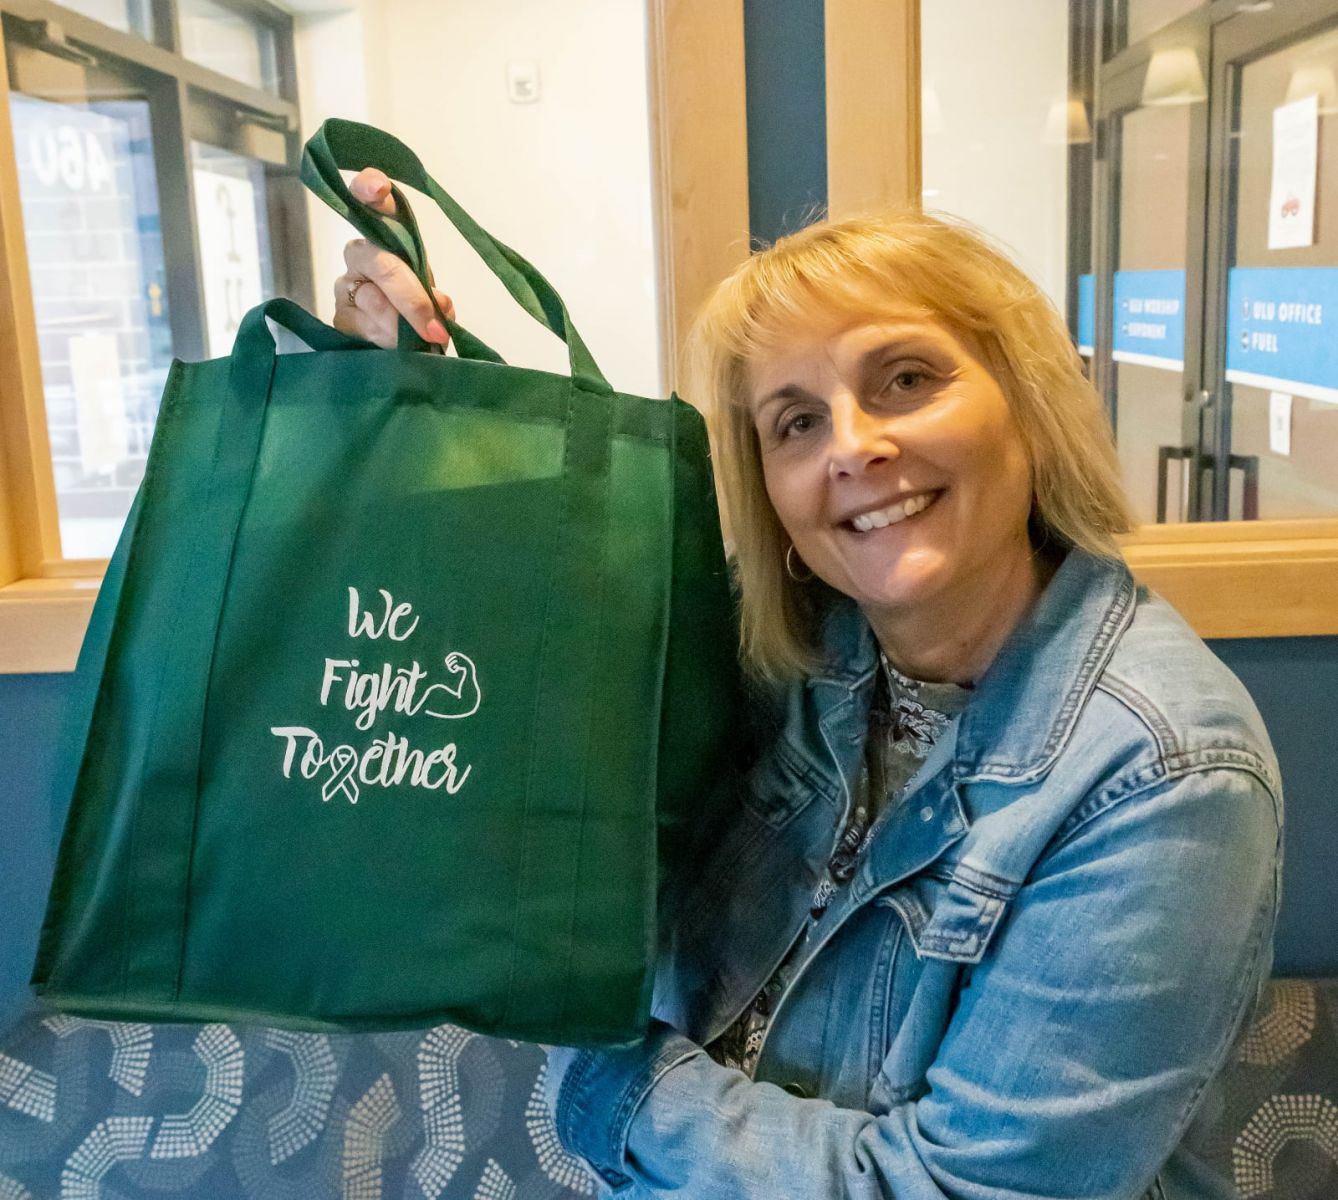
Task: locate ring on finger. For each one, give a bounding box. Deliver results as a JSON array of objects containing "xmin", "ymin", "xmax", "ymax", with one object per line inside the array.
[{"xmin": 345, "ymin": 276, "xmax": 370, "ymax": 308}]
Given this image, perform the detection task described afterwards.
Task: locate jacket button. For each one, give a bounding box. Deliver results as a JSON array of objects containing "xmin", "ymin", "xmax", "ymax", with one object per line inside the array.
[
  {"xmin": 920, "ymin": 805, "xmax": 934, "ymax": 822},
  {"xmin": 781, "ymin": 1081, "xmax": 811, "ymax": 1098}
]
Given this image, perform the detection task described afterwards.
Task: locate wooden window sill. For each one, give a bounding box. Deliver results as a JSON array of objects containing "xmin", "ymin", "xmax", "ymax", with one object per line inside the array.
[
  {"xmin": 1118, "ymin": 520, "xmax": 1338, "ymax": 639},
  {"xmin": 0, "ymin": 577, "xmax": 99, "ymax": 674}
]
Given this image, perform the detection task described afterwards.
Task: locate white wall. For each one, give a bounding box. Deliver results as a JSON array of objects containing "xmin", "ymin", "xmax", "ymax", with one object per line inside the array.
[
  {"xmin": 920, "ymin": 0, "xmax": 1070, "ymax": 309},
  {"xmin": 294, "ymin": 0, "xmax": 662, "ymax": 396}
]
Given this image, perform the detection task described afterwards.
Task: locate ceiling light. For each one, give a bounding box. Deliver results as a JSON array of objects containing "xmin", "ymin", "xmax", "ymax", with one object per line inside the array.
[
  {"xmin": 1284, "ymin": 63, "xmax": 1338, "ymax": 114},
  {"xmin": 1141, "ymin": 47, "xmax": 1208, "ymax": 107},
  {"xmin": 1045, "ymin": 97, "xmax": 1093, "ymax": 144}
]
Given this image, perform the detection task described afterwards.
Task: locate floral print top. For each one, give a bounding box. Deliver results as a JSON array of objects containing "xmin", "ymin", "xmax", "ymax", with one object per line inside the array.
[{"xmin": 704, "ymin": 653, "xmax": 970, "ymax": 1078}]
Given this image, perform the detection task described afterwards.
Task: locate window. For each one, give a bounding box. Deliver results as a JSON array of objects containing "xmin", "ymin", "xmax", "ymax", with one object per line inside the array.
[
  {"xmin": 10, "ymin": 86, "xmax": 171, "ymax": 558},
  {"xmin": 824, "ymin": 0, "xmax": 1338, "ymax": 637},
  {"xmin": 178, "ymin": 0, "xmax": 278, "ymax": 93},
  {"xmin": 0, "ymin": 0, "xmax": 311, "ymax": 664}
]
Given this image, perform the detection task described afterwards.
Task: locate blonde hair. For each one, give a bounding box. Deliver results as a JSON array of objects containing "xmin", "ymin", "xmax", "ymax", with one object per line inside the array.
[{"xmin": 684, "ymin": 209, "xmax": 1136, "ymax": 684}]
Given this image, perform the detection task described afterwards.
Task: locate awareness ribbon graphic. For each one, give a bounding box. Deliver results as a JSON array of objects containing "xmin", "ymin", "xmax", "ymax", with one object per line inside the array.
[{"xmin": 322, "ymin": 747, "xmax": 360, "ymax": 804}]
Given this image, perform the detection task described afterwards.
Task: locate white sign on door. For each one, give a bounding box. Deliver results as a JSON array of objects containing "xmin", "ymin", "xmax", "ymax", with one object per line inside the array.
[
  {"xmin": 1268, "ymin": 391, "xmax": 1293, "ymax": 456},
  {"xmin": 193, "ymin": 167, "xmax": 265, "ymax": 356},
  {"xmin": 68, "ymin": 332, "xmax": 129, "ymax": 475},
  {"xmin": 1268, "ymin": 94, "xmax": 1318, "ymax": 251}
]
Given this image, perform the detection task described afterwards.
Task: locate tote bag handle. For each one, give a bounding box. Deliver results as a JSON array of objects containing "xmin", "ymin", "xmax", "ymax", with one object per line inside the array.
[
  {"xmin": 301, "ymin": 118, "xmax": 613, "ymax": 394},
  {"xmin": 323, "ymin": 195, "xmax": 508, "ymax": 367}
]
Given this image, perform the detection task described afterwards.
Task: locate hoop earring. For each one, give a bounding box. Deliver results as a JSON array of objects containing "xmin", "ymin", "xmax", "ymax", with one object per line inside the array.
[{"xmin": 785, "ymin": 543, "xmax": 815, "ymax": 583}]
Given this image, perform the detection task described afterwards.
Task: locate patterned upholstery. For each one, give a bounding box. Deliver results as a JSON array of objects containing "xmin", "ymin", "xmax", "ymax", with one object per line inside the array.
[
  {"xmin": 1191, "ymin": 978, "xmax": 1338, "ymax": 1200},
  {"xmin": 0, "ymin": 1013, "xmax": 589, "ymax": 1198},
  {"xmin": 0, "ymin": 978, "xmax": 1334, "ymax": 1197}
]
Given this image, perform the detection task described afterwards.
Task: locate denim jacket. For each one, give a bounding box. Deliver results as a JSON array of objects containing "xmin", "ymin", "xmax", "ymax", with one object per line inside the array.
[{"xmin": 546, "ymin": 549, "xmax": 1283, "ymax": 1199}]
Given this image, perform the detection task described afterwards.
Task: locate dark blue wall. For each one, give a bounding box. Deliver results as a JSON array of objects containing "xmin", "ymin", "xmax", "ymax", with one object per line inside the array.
[
  {"xmin": 743, "ymin": 0, "xmax": 828, "ymax": 245},
  {"xmin": 1, "ymin": 674, "xmax": 68, "ymax": 1028},
  {"xmin": 1207, "ymin": 637, "xmax": 1338, "ymax": 977}
]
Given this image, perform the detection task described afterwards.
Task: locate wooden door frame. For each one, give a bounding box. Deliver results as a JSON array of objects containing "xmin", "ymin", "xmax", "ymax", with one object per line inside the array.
[{"xmin": 647, "ymin": 0, "xmax": 751, "ymax": 392}]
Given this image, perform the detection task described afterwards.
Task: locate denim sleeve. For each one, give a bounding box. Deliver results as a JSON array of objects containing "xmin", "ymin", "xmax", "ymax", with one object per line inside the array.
[{"xmin": 550, "ymin": 766, "xmax": 1281, "ymax": 1199}]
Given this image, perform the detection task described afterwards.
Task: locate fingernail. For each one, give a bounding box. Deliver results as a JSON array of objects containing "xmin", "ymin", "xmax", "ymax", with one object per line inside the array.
[{"xmin": 426, "ymin": 318, "xmax": 450, "ymax": 344}]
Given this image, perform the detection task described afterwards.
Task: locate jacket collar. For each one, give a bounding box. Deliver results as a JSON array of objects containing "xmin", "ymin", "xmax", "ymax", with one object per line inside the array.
[{"xmin": 807, "ymin": 549, "xmax": 1137, "ymax": 786}]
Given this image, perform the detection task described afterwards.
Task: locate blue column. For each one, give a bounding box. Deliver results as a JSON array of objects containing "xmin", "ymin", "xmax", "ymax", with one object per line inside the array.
[{"xmin": 744, "ymin": 0, "xmax": 828, "ymax": 246}]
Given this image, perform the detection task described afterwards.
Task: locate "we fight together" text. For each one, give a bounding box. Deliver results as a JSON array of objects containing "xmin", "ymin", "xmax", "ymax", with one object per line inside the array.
[{"xmin": 269, "ymin": 588, "xmax": 482, "ymax": 805}]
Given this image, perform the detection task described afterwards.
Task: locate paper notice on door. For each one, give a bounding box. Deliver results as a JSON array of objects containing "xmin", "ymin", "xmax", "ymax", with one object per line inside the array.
[
  {"xmin": 1268, "ymin": 391, "xmax": 1293, "ymax": 456},
  {"xmin": 69, "ymin": 332, "xmax": 129, "ymax": 475},
  {"xmin": 193, "ymin": 166, "xmax": 264, "ymax": 357},
  {"xmin": 1268, "ymin": 94, "xmax": 1318, "ymax": 250}
]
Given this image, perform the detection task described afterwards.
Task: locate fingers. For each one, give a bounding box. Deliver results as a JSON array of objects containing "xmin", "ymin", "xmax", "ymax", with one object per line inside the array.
[
  {"xmin": 340, "ymin": 238, "xmax": 453, "ymax": 347},
  {"xmin": 331, "ymin": 270, "xmax": 398, "ymax": 348},
  {"xmin": 342, "ymin": 168, "xmax": 455, "ymax": 348},
  {"xmin": 349, "ymin": 167, "xmax": 397, "ymax": 217},
  {"xmin": 331, "ymin": 242, "xmax": 457, "ymax": 347}
]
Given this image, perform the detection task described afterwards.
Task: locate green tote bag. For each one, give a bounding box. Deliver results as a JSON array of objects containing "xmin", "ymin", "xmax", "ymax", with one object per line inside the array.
[{"xmin": 31, "ymin": 118, "xmax": 741, "ymax": 1044}]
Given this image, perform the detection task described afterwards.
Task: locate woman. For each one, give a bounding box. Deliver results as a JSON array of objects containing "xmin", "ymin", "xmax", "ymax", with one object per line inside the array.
[{"xmin": 334, "ymin": 175, "xmax": 1282, "ymax": 1199}]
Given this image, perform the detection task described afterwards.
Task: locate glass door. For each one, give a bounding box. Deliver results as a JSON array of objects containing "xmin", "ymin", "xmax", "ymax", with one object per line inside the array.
[
  {"xmin": 1093, "ymin": 10, "xmax": 1211, "ymax": 523},
  {"xmin": 1091, "ymin": 0, "xmax": 1338, "ymax": 524},
  {"xmin": 1204, "ymin": 1, "xmax": 1338, "ymax": 519}
]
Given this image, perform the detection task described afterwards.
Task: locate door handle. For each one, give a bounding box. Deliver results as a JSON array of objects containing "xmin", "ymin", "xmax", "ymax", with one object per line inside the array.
[
  {"xmin": 1228, "ymin": 453, "xmax": 1259, "ymax": 520},
  {"xmin": 1156, "ymin": 446, "xmax": 1194, "ymax": 524}
]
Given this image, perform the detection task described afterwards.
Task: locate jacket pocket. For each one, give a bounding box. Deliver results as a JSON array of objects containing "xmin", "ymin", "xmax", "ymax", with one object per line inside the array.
[{"xmin": 877, "ymin": 861, "xmax": 1018, "ymax": 965}]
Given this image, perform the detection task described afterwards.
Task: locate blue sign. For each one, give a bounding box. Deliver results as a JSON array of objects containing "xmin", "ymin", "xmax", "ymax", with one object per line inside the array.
[
  {"xmin": 1226, "ymin": 267, "xmax": 1338, "ymax": 405},
  {"xmin": 1076, "ymin": 273, "xmax": 1094, "ymax": 356},
  {"xmin": 1112, "ymin": 269, "xmax": 1185, "ymax": 372}
]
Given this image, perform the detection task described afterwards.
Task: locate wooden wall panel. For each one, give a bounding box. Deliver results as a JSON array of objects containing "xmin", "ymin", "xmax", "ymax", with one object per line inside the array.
[
  {"xmin": 1121, "ymin": 520, "xmax": 1338, "ymax": 637},
  {"xmin": 824, "ymin": 0, "xmax": 921, "ymax": 218},
  {"xmin": 0, "ymin": 21, "xmax": 62, "ymax": 588},
  {"xmin": 647, "ymin": 0, "xmax": 752, "ymax": 391}
]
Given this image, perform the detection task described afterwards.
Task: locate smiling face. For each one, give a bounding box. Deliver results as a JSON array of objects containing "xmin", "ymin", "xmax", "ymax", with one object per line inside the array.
[{"xmin": 747, "ymin": 313, "xmax": 1037, "ymax": 643}]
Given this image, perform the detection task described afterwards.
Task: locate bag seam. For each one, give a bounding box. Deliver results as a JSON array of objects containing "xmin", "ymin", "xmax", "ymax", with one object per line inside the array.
[
  {"xmin": 171, "ymin": 352, "xmax": 282, "ymax": 1001},
  {"xmin": 504, "ymin": 377, "xmax": 579, "ymax": 1029},
  {"xmin": 37, "ymin": 360, "xmax": 183, "ymax": 996},
  {"xmin": 557, "ymin": 391, "xmax": 614, "ymax": 1029},
  {"xmin": 122, "ymin": 363, "xmax": 206, "ymax": 1000}
]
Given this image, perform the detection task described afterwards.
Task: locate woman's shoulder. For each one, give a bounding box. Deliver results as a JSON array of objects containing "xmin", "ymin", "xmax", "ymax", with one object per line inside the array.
[
  {"xmin": 1077, "ymin": 582, "xmax": 1280, "ymax": 795},
  {"xmin": 954, "ymin": 580, "xmax": 1281, "ymax": 888}
]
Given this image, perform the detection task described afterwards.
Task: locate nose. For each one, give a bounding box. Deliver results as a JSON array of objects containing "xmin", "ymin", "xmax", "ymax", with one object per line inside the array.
[{"xmin": 827, "ymin": 392, "xmax": 899, "ymax": 480}]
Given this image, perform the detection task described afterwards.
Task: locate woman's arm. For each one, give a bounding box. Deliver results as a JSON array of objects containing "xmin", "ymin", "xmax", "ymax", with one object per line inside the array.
[{"xmin": 546, "ymin": 764, "xmax": 1280, "ymax": 1198}]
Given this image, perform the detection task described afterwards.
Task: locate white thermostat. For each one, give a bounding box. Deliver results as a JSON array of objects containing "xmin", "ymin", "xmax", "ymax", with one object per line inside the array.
[{"xmin": 507, "ymin": 60, "xmax": 541, "ymax": 104}]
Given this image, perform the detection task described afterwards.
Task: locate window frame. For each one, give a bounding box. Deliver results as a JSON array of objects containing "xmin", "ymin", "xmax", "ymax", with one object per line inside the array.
[
  {"xmin": 0, "ymin": 0, "xmax": 312, "ymax": 671},
  {"xmin": 0, "ymin": 0, "xmax": 752, "ymax": 672}
]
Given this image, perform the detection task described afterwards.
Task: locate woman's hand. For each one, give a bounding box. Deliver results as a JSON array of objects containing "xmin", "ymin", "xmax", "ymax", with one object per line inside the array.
[{"xmin": 331, "ymin": 167, "xmax": 456, "ymax": 350}]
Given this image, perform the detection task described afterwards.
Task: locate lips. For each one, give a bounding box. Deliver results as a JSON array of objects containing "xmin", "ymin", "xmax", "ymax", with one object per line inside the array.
[{"xmin": 842, "ymin": 490, "xmax": 940, "ymax": 532}]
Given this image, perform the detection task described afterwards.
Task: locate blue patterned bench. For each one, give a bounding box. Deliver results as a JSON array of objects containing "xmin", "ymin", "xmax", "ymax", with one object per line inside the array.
[
  {"xmin": 0, "ymin": 1013, "xmax": 589, "ymax": 1199},
  {"xmin": 0, "ymin": 978, "xmax": 1334, "ymax": 1197},
  {"xmin": 1186, "ymin": 977, "xmax": 1338, "ymax": 1199}
]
